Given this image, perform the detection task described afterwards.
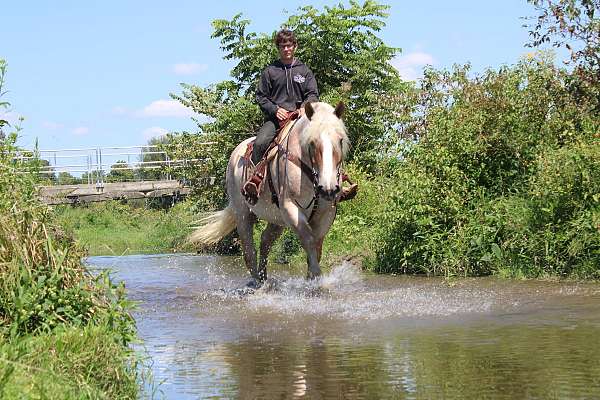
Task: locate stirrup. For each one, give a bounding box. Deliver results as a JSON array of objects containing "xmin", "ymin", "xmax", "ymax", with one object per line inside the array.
[
  {"xmin": 242, "ymin": 180, "xmax": 260, "ymax": 205},
  {"xmin": 242, "ymin": 163, "xmax": 265, "ymax": 205},
  {"xmin": 339, "ymin": 183, "xmax": 358, "ymax": 202}
]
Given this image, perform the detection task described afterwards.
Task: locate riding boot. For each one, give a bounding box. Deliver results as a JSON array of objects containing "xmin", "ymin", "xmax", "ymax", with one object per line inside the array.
[
  {"xmin": 339, "ymin": 173, "xmax": 358, "ymax": 202},
  {"xmin": 242, "ymin": 160, "xmax": 267, "ymax": 205}
]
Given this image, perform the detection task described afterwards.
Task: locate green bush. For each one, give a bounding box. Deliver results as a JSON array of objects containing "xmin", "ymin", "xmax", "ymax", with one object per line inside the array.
[
  {"xmin": 0, "ymin": 133, "xmax": 140, "ymax": 397},
  {"xmin": 369, "ymin": 57, "xmax": 599, "ymax": 278}
]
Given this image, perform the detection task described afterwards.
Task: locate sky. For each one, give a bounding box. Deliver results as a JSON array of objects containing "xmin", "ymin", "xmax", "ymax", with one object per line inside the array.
[{"xmin": 1, "ymin": 1, "xmax": 558, "ymax": 153}]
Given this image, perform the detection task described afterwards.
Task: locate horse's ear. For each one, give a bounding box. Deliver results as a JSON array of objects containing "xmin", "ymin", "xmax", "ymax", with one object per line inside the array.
[
  {"xmin": 305, "ymin": 102, "xmax": 315, "ymax": 120},
  {"xmin": 334, "ymin": 102, "xmax": 345, "ymax": 119}
]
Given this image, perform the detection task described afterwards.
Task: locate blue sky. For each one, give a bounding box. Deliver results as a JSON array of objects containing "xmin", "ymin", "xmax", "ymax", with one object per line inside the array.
[{"xmin": 1, "ymin": 1, "xmax": 555, "ymax": 151}]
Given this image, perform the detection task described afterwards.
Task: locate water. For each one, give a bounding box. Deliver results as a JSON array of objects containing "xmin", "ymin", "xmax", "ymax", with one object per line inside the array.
[{"xmin": 88, "ymin": 254, "xmax": 600, "ymax": 399}]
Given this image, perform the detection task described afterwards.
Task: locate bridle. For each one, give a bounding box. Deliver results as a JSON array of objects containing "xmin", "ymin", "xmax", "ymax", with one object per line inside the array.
[{"xmin": 276, "ymin": 133, "xmax": 342, "ymax": 221}]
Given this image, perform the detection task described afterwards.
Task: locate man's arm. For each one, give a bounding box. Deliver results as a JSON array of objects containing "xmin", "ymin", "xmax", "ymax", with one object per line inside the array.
[{"xmin": 256, "ymin": 68, "xmax": 278, "ymax": 119}]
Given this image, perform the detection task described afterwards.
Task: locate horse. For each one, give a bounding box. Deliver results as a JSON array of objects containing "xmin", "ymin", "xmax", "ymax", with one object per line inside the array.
[{"xmin": 189, "ymin": 101, "xmax": 350, "ymax": 287}]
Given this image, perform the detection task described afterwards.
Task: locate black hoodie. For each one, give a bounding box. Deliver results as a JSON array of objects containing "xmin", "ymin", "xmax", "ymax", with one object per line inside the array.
[{"xmin": 256, "ymin": 59, "xmax": 319, "ymax": 120}]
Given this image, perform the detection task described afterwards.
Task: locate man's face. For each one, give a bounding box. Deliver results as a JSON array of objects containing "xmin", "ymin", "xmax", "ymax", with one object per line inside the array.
[{"xmin": 278, "ymin": 41, "xmax": 297, "ymax": 61}]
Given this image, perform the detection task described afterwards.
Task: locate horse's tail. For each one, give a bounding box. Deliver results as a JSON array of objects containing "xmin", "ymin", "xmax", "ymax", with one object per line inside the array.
[{"xmin": 188, "ymin": 206, "xmax": 236, "ymax": 246}]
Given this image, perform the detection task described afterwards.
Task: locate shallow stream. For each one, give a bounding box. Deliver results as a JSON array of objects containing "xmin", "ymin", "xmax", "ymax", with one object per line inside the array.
[{"xmin": 88, "ymin": 254, "xmax": 600, "ymax": 399}]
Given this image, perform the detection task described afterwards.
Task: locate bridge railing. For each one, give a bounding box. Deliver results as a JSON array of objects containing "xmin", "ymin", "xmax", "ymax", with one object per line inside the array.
[{"xmin": 16, "ymin": 143, "xmax": 215, "ymax": 185}]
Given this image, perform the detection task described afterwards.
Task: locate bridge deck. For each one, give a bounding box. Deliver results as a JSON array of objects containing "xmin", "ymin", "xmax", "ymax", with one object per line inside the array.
[{"xmin": 40, "ymin": 180, "xmax": 190, "ymax": 205}]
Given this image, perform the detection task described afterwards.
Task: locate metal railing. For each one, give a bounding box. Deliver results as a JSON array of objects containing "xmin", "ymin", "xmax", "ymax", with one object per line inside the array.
[{"xmin": 16, "ymin": 143, "xmax": 215, "ymax": 186}]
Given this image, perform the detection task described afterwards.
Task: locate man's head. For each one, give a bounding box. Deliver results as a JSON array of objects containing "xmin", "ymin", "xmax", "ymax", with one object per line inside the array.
[{"xmin": 275, "ymin": 29, "xmax": 297, "ymax": 64}]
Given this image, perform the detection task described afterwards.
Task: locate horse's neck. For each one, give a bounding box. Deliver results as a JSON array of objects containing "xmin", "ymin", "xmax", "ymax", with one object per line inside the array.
[{"xmin": 284, "ymin": 117, "xmax": 308, "ymax": 156}]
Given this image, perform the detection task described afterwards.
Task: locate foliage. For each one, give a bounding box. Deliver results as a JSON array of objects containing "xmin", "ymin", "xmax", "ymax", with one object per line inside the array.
[
  {"xmin": 0, "ymin": 136, "xmax": 136, "ymax": 340},
  {"xmin": 106, "ymin": 160, "xmax": 135, "ymax": 182},
  {"xmin": 526, "ymin": 0, "xmax": 599, "ymax": 74},
  {"xmin": 526, "ymin": 0, "xmax": 600, "ymax": 113},
  {"xmin": 57, "ymin": 171, "xmax": 79, "ymax": 185},
  {"xmin": 0, "ymin": 325, "xmax": 139, "ymax": 399},
  {"xmin": 0, "ymin": 60, "xmax": 141, "ymax": 396},
  {"xmin": 138, "ymin": 135, "xmax": 172, "ymax": 180},
  {"xmin": 369, "ymin": 56, "xmax": 599, "ymax": 278},
  {"xmin": 0, "ymin": 60, "xmax": 9, "ymax": 136},
  {"xmin": 169, "ymin": 0, "xmax": 406, "ymax": 208},
  {"xmin": 54, "ymin": 201, "xmax": 196, "ymax": 256}
]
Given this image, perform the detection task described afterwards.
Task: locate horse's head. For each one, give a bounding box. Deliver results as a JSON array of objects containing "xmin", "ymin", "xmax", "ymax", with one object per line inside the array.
[{"xmin": 301, "ymin": 101, "xmax": 350, "ymax": 201}]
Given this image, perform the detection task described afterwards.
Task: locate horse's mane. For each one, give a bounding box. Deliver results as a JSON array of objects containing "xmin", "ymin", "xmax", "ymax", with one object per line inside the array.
[{"xmin": 300, "ymin": 102, "xmax": 350, "ymax": 158}]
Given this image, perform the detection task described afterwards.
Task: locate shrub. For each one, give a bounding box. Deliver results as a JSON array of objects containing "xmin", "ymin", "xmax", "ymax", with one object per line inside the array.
[{"xmin": 370, "ymin": 57, "xmax": 599, "ymax": 278}]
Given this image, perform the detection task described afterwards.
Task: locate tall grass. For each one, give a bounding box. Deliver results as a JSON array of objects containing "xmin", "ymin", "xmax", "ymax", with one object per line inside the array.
[{"xmin": 0, "ymin": 135, "xmax": 141, "ymax": 398}]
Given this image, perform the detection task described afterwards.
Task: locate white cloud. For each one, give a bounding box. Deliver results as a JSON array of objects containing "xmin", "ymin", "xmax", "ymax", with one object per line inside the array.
[
  {"xmin": 172, "ymin": 63, "xmax": 208, "ymax": 75},
  {"xmin": 138, "ymin": 99, "xmax": 193, "ymax": 118},
  {"xmin": 142, "ymin": 126, "xmax": 168, "ymax": 141},
  {"xmin": 72, "ymin": 126, "xmax": 89, "ymax": 136},
  {"xmin": 42, "ymin": 121, "xmax": 64, "ymax": 130},
  {"xmin": 391, "ymin": 51, "xmax": 436, "ymax": 81}
]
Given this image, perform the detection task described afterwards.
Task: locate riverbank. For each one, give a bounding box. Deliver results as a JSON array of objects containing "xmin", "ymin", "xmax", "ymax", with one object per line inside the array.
[
  {"xmin": 54, "ymin": 201, "xmax": 196, "ymax": 256},
  {"xmin": 0, "ymin": 137, "xmax": 141, "ymax": 399}
]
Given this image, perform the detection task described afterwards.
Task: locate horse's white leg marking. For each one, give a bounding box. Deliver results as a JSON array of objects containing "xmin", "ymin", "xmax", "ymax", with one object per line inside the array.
[
  {"xmin": 281, "ymin": 200, "xmax": 321, "ymax": 279},
  {"xmin": 320, "ymin": 132, "xmax": 334, "ymax": 190}
]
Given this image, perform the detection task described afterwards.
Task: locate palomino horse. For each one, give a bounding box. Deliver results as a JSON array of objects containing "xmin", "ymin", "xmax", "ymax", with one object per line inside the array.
[{"xmin": 189, "ymin": 101, "xmax": 350, "ymax": 286}]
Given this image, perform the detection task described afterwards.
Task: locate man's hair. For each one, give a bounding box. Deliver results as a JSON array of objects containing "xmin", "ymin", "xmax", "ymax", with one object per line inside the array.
[{"xmin": 274, "ymin": 29, "xmax": 297, "ymax": 47}]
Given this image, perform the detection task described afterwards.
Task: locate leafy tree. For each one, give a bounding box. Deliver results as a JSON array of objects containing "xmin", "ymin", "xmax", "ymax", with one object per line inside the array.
[
  {"xmin": 526, "ymin": 0, "xmax": 599, "ymax": 71},
  {"xmin": 170, "ymin": 1, "xmax": 406, "ymax": 208},
  {"xmin": 136, "ymin": 135, "xmax": 174, "ymax": 180},
  {"xmin": 525, "ymin": 0, "xmax": 599, "ymax": 110},
  {"xmin": 57, "ymin": 171, "xmax": 79, "ymax": 185},
  {"xmin": 106, "ymin": 160, "xmax": 135, "ymax": 183}
]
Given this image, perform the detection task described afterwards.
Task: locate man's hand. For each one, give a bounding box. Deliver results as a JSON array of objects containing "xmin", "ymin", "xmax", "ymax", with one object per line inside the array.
[{"xmin": 276, "ymin": 107, "xmax": 290, "ymax": 121}]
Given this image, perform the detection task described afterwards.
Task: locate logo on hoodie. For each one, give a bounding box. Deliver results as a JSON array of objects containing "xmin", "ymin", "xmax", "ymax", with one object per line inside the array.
[{"xmin": 293, "ymin": 74, "xmax": 306, "ymax": 84}]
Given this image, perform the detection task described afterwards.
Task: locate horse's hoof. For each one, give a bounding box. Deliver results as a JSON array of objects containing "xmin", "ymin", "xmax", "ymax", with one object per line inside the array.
[
  {"xmin": 306, "ymin": 272, "xmax": 321, "ymax": 281},
  {"xmin": 246, "ymin": 278, "xmax": 261, "ymax": 289}
]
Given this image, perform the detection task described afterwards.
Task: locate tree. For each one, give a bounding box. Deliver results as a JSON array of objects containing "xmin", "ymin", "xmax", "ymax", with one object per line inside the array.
[
  {"xmin": 138, "ymin": 135, "xmax": 171, "ymax": 180},
  {"xmin": 57, "ymin": 172, "xmax": 79, "ymax": 185},
  {"xmin": 169, "ymin": 1, "xmax": 407, "ymax": 208},
  {"xmin": 106, "ymin": 161, "xmax": 135, "ymax": 183},
  {"xmin": 526, "ymin": 0, "xmax": 599, "ymax": 109}
]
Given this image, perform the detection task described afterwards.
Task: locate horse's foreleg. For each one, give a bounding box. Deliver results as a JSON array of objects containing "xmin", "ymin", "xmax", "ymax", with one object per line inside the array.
[
  {"xmin": 281, "ymin": 202, "xmax": 321, "ymax": 279},
  {"xmin": 235, "ymin": 212, "xmax": 260, "ymax": 283},
  {"xmin": 258, "ymin": 223, "xmax": 284, "ymax": 281}
]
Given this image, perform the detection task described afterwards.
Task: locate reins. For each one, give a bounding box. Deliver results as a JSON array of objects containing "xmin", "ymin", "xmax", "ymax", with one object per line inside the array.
[{"xmin": 267, "ymin": 116, "xmax": 342, "ymax": 223}]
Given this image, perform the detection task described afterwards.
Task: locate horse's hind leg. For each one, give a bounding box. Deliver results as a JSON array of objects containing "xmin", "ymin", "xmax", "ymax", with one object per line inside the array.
[
  {"xmin": 235, "ymin": 210, "xmax": 260, "ymax": 284},
  {"xmin": 258, "ymin": 223, "xmax": 284, "ymax": 280}
]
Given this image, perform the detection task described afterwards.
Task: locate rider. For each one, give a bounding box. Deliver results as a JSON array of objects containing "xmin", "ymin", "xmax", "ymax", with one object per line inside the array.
[{"xmin": 242, "ymin": 29, "xmax": 357, "ymax": 204}]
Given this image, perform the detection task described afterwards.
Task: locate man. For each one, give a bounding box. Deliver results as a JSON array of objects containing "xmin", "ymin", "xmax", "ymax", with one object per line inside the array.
[{"xmin": 242, "ymin": 29, "xmax": 357, "ymax": 204}]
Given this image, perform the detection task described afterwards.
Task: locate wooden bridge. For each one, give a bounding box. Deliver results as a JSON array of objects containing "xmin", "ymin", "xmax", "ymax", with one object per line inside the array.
[
  {"xmin": 18, "ymin": 144, "xmax": 214, "ymax": 205},
  {"xmin": 39, "ymin": 180, "xmax": 191, "ymax": 205}
]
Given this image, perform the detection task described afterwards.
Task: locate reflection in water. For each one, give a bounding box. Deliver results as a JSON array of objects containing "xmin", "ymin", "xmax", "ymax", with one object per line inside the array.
[{"xmin": 88, "ymin": 254, "xmax": 600, "ymax": 399}]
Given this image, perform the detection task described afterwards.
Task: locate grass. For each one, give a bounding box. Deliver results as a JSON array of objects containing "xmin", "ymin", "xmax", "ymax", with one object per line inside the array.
[
  {"xmin": 1, "ymin": 135, "xmax": 143, "ymax": 399},
  {"xmin": 0, "ymin": 325, "xmax": 140, "ymax": 399},
  {"xmin": 54, "ymin": 201, "xmax": 196, "ymax": 256}
]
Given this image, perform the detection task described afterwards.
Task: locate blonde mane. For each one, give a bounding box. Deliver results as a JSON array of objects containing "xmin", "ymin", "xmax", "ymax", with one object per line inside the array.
[{"xmin": 300, "ymin": 102, "xmax": 350, "ymax": 159}]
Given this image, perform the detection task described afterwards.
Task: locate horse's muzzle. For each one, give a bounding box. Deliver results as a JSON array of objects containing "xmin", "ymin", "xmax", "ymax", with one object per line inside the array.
[{"xmin": 317, "ymin": 185, "xmax": 340, "ymax": 201}]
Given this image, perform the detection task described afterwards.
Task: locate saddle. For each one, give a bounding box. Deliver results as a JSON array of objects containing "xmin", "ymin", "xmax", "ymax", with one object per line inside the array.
[{"xmin": 241, "ymin": 112, "xmax": 300, "ymax": 206}]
